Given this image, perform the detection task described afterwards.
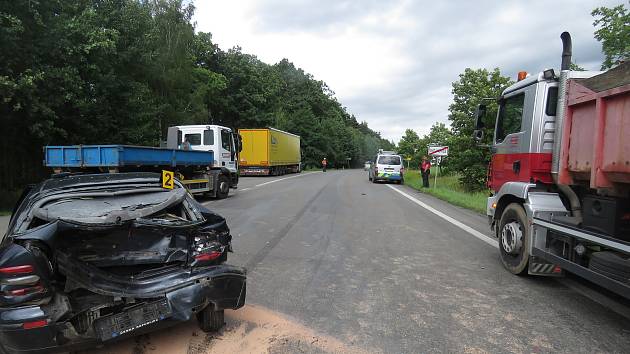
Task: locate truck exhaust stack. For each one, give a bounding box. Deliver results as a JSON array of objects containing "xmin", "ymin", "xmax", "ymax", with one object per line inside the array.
[
  {"xmin": 560, "ymin": 31, "xmax": 572, "ymax": 71},
  {"xmin": 551, "ymin": 32, "xmax": 571, "ymax": 183}
]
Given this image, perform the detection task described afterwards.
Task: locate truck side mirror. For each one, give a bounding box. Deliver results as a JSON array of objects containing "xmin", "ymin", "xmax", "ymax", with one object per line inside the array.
[{"xmin": 474, "ymin": 104, "xmax": 486, "ymax": 129}]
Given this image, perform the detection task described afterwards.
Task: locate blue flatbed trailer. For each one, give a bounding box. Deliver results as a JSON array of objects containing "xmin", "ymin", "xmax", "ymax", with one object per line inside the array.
[
  {"xmin": 44, "ymin": 145, "xmax": 214, "ymax": 169},
  {"xmin": 43, "ymin": 145, "xmax": 233, "ymax": 198}
]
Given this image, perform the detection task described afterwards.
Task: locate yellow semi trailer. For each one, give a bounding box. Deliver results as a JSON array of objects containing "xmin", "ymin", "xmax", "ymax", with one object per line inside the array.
[{"xmin": 238, "ymin": 128, "xmax": 301, "ymax": 176}]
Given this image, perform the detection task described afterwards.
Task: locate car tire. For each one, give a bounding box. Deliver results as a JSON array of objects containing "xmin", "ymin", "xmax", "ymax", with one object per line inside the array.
[
  {"xmin": 216, "ymin": 175, "xmax": 230, "ymax": 199},
  {"xmin": 498, "ymin": 203, "xmax": 530, "ymax": 275},
  {"xmin": 197, "ymin": 307, "xmax": 225, "ymax": 332}
]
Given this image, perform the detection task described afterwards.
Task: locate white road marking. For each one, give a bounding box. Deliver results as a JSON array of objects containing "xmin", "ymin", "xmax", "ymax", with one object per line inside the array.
[
  {"xmin": 255, "ymin": 172, "xmax": 320, "ymax": 187},
  {"xmin": 204, "ymin": 172, "xmax": 320, "ymax": 205},
  {"xmin": 387, "ymin": 185, "xmax": 630, "ymax": 318},
  {"xmin": 386, "ymin": 184, "xmax": 499, "ymax": 249}
]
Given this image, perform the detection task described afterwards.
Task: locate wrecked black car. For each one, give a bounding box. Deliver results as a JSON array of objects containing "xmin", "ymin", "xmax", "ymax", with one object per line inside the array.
[{"xmin": 0, "ymin": 173, "xmax": 246, "ymax": 353}]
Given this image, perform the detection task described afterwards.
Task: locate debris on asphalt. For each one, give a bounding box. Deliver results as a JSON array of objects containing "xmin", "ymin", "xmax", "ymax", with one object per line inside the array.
[{"xmin": 86, "ymin": 304, "xmax": 370, "ymax": 354}]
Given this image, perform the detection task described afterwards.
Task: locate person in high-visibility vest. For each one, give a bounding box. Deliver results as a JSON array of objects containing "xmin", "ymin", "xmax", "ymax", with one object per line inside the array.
[
  {"xmin": 420, "ymin": 156, "xmax": 431, "ymax": 188},
  {"xmin": 321, "ymin": 158, "xmax": 327, "ymax": 172}
]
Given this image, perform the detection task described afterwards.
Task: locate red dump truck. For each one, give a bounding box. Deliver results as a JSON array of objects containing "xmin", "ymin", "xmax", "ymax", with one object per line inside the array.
[{"xmin": 474, "ymin": 32, "xmax": 630, "ymax": 298}]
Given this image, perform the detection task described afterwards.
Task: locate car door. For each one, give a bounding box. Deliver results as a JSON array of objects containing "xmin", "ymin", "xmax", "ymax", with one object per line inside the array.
[{"xmin": 220, "ymin": 129, "xmax": 237, "ymax": 172}]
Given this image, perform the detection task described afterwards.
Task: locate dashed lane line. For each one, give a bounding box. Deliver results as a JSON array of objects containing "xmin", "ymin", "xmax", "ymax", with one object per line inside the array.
[
  {"xmin": 386, "ymin": 184, "xmax": 498, "ymax": 249},
  {"xmin": 203, "ymin": 172, "xmax": 322, "ymax": 205}
]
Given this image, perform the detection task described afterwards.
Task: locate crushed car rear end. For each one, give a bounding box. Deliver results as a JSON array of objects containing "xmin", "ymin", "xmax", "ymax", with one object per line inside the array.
[{"xmin": 0, "ymin": 173, "xmax": 246, "ymax": 353}]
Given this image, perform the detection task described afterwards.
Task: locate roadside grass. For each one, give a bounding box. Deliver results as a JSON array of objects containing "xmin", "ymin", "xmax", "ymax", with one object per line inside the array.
[
  {"xmin": 0, "ymin": 211, "xmax": 11, "ymax": 216},
  {"xmin": 404, "ymin": 170, "xmax": 488, "ymax": 214}
]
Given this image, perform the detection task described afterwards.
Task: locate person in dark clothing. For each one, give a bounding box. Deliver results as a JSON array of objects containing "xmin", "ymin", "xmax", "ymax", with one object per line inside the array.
[
  {"xmin": 181, "ymin": 137, "xmax": 192, "ymax": 150},
  {"xmin": 321, "ymin": 158, "xmax": 328, "ymax": 172},
  {"xmin": 420, "ymin": 156, "xmax": 431, "ymax": 188}
]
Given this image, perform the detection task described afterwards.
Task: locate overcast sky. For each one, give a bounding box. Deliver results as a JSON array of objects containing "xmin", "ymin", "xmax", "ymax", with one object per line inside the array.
[{"xmin": 193, "ymin": 0, "xmax": 624, "ymax": 142}]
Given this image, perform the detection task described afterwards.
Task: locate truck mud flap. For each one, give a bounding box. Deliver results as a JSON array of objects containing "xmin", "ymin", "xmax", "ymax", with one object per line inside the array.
[{"xmin": 528, "ymin": 256, "xmax": 563, "ymax": 277}]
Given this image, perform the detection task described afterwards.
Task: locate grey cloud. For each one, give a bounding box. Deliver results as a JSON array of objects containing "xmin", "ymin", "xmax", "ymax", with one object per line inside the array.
[
  {"xmin": 250, "ymin": 0, "xmax": 392, "ymax": 32},
  {"xmin": 241, "ymin": 0, "xmax": 623, "ymax": 141}
]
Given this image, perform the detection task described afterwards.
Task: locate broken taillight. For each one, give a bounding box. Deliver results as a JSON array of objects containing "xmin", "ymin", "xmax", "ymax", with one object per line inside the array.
[
  {"xmin": 0, "ymin": 265, "xmax": 34, "ymax": 275},
  {"xmin": 191, "ymin": 232, "xmax": 225, "ymax": 265},
  {"xmin": 194, "ymin": 251, "xmax": 222, "ymax": 262},
  {"xmin": 8, "ymin": 285, "xmax": 44, "ymax": 296},
  {"xmin": 22, "ymin": 319, "xmax": 48, "ymax": 330}
]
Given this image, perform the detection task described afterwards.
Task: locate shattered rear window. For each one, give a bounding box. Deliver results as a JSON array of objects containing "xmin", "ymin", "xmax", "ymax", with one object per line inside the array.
[{"xmin": 32, "ymin": 189, "xmax": 187, "ymax": 225}]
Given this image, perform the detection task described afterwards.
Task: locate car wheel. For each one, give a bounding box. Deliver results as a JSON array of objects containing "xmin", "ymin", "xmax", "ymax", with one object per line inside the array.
[
  {"xmin": 216, "ymin": 175, "xmax": 230, "ymax": 199},
  {"xmin": 498, "ymin": 203, "xmax": 530, "ymax": 275},
  {"xmin": 197, "ymin": 306, "xmax": 225, "ymax": 332}
]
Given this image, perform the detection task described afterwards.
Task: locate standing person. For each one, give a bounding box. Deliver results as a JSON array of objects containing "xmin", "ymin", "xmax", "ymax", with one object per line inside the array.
[
  {"xmin": 321, "ymin": 157, "xmax": 328, "ymax": 172},
  {"xmin": 420, "ymin": 156, "xmax": 431, "ymax": 188}
]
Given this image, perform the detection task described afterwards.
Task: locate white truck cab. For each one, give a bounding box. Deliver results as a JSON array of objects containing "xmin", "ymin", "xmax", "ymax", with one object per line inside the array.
[
  {"xmin": 167, "ymin": 125, "xmax": 239, "ymax": 174},
  {"xmin": 166, "ymin": 125, "xmax": 241, "ymax": 198}
]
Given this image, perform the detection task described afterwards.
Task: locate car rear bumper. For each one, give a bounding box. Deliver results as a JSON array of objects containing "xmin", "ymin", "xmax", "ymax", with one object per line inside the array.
[
  {"xmin": 374, "ymin": 173, "xmax": 402, "ymax": 181},
  {"xmin": 0, "ymin": 265, "xmax": 246, "ymax": 354}
]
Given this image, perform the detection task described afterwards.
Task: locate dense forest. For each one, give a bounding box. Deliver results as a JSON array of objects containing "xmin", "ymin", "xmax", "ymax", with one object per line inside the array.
[{"xmin": 0, "ymin": 0, "xmax": 394, "ymax": 208}]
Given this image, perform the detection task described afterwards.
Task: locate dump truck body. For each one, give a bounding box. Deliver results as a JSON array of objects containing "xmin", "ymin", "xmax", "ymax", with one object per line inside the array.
[
  {"xmin": 558, "ymin": 63, "xmax": 630, "ymax": 194},
  {"xmin": 44, "ymin": 142, "xmax": 234, "ymax": 199}
]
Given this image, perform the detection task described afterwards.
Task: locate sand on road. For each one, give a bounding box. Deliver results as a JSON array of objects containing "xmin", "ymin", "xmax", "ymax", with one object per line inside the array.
[{"xmin": 85, "ymin": 305, "xmax": 370, "ymax": 354}]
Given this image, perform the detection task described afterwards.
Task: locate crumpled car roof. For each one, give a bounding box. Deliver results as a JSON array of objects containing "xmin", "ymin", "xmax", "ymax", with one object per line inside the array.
[{"xmin": 32, "ymin": 188, "xmax": 187, "ymax": 224}]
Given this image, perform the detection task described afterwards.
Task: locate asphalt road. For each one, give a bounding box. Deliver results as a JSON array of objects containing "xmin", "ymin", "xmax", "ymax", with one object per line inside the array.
[
  {"xmin": 215, "ymin": 170, "xmax": 630, "ymax": 353},
  {"xmin": 3, "ymin": 170, "xmax": 630, "ymax": 353}
]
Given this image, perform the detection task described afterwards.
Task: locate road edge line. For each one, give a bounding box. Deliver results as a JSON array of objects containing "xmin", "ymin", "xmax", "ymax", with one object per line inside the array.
[{"xmin": 386, "ymin": 184, "xmax": 498, "ymax": 249}]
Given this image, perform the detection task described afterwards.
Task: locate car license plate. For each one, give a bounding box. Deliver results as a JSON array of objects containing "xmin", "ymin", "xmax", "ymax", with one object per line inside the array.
[{"xmin": 93, "ymin": 299, "xmax": 171, "ymax": 341}]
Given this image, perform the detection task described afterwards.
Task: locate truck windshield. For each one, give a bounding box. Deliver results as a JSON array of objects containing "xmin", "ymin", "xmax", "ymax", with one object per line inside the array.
[
  {"xmin": 496, "ymin": 94, "xmax": 525, "ymax": 143},
  {"xmin": 185, "ymin": 133, "xmax": 202, "ymax": 146}
]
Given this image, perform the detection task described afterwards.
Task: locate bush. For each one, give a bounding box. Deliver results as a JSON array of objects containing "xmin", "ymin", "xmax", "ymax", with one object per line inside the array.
[{"xmin": 458, "ymin": 165, "xmax": 488, "ymax": 192}]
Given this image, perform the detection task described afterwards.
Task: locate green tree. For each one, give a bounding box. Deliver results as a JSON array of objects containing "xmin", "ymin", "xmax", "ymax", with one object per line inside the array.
[
  {"xmin": 418, "ymin": 122, "xmax": 451, "ymax": 149},
  {"xmin": 448, "ymin": 68, "xmax": 512, "ymax": 191},
  {"xmin": 0, "ymin": 0, "xmax": 391, "ymax": 208},
  {"xmin": 569, "ymin": 62, "xmax": 586, "ymax": 71},
  {"xmin": 397, "ymin": 129, "xmax": 420, "ymax": 162},
  {"xmin": 592, "ymin": 4, "xmax": 630, "ymax": 69}
]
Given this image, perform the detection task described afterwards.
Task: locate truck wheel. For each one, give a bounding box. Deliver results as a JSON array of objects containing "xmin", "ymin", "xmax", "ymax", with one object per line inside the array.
[
  {"xmin": 498, "ymin": 203, "xmax": 530, "ymax": 275},
  {"xmin": 197, "ymin": 307, "xmax": 225, "ymax": 332},
  {"xmin": 216, "ymin": 175, "xmax": 230, "ymax": 199}
]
